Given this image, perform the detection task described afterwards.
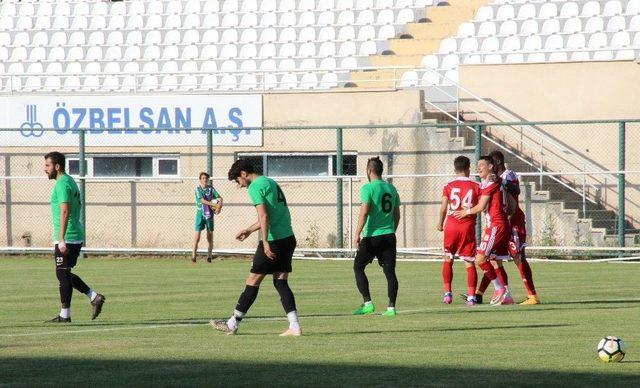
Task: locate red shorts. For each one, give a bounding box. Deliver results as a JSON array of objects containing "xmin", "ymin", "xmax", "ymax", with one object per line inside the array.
[
  {"xmin": 477, "ymin": 224, "xmax": 511, "ymax": 260},
  {"xmin": 509, "ymin": 210, "xmax": 527, "ymax": 256},
  {"xmin": 443, "ymin": 222, "xmax": 476, "ymax": 262}
]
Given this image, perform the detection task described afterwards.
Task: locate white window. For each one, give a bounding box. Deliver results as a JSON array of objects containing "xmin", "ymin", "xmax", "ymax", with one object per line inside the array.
[
  {"xmin": 236, "ymin": 153, "xmax": 357, "ymax": 177},
  {"xmin": 66, "ymin": 155, "xmax": 180, "ymax": 178}
]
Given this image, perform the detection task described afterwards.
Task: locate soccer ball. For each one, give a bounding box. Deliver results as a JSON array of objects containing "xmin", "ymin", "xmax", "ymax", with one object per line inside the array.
[{"xmin": 597, "ymin": 336, "xmax": 626, "ymax": 362}]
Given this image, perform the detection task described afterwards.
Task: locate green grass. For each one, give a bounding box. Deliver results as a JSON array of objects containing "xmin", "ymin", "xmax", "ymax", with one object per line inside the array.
[{"xmin": 0, "ymin": 257, "xmax": 639, "ymax": 387}]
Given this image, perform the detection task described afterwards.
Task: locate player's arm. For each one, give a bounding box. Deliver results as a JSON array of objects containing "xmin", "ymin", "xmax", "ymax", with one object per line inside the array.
[
  {"xmin": 393, "ymin": 205, "xmax": 400, "ymax": 232},
  {"xmin": 255, "ymin": 204, "xmax": 276, "ymax": 260},
  {"xmin": 504, "ymin": 181, "xmax": 520, "ymax": 196},
  {"xmin": 453, "ymin": 195, "xmax": 490, "ymax": 219},
  {"xmin": 504, "ymin": 190, "xmax": 517, "ymax": 216},
  {"xmin": 58, "ymin": 202, "xmax": 69, "ymax": 254},
  {"xmin": 437, "ymin": 196, "xmax": 448, "ymax": 232},
  {"xmin": 354, "ymin": 202, "xmax": 370, "ymax": 246}
]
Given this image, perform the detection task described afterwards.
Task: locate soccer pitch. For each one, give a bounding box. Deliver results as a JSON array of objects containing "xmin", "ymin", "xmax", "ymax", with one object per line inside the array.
[{"xmin": 1, "ymin": 258, "xmax": 639, "ymax": 387}]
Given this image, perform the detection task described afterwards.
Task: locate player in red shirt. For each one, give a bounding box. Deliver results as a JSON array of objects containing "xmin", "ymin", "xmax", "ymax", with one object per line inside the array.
[
  {"xmin": 489, "ymin": 151, "xmax": 540, "ymax": 305},
  {"xmin": 453, "ymin": 156, "xmax": 514, "ymax": 305},
  {"xmin": 437, "ymin": 156, "xmax": 481, "ymax": 306}
]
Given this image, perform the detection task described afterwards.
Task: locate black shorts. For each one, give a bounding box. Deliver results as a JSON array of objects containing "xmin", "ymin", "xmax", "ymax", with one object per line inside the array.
[
  {"xmin": 54, "ymin": 243, "xmax": 83, "ymax": 268},
  {"xmin": 251, "ymin": 235, "xmax": 297, "ymax": 274},
  {"xmin": 355, "ymin": 233, "xmax": 397, "ymax": 268}
]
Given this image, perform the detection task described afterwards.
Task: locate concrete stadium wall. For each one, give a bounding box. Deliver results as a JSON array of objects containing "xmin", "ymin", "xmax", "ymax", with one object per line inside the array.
[{"xmin": 459, "ymin": 60, "xmax": 640, "ymax": 230}]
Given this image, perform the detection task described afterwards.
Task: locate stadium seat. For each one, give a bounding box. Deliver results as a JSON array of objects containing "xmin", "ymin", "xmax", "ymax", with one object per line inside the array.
[
  {"xmin": 502, "ymin": 35, "xmax": 521, "ymax": 51},
  {"xmin": 439, "ymin": 38, "xmax": 457, "ymax": 54},
  {"xmin": 179, "ymin": 75, "xmax": 198, "ymax": 91},
  {"xmin": 160, "ymin": 75, "xmax": 179, "ymax": 92},
  {"xmin": 201, "ymin": 60, "xmax": 218, "ymax": 73},
  {"xmin": 219, "ymin": 74, "xmax": 238, "ymax": 90},
  {"xmin": 544, "ymin": 34, "xmax": 564, "ymax": 50},
  {"xmin": 560, "ymin": 2, "xmax": 580, "ymax": 18},
  {"xmin": 520, "ymin": 19, "xmax": 539, "ymax": 35},
  {"xmin": 606, "ymin": 16, "xmax": 626, "ymax": 32},
  {"xmin": 89, "ymin": 31, "xmax": 107, "ymax": 46},
  {"xmin": 44, "ymin": 76, "xmax": 62, "ymax": 91},
  {"xmin": 477, "ymin": 22, "xmax": 497, "ymax": 37},
  {"xmin": 63, "ymin": 76, "xmax": 81, "ymax": 91},
  {"xmin": 496, "ymin": 5, "xmax": 515, "ymax": 21},
  {"xmin": 475, "ymin": 6, "xmax": 493, "ymax": 22},
  {"xmin": 628, "ymin": 0, "xmax": 640, "ymax": 15},
  {"xmin": 160, "ymin": 61, "xmax": 180, "ymax": 74},
  {"xmin": 611, "ymin": 31, "xmax": 631, "ymax": 48},
  {"xmin": 26, "ymin": 62, "xmax": 44, "ymax": 74},
  {"xmin": 539, "ymin": 3, "xmax": 558, "ymax": 19},
  {"xmin": 541, "ymin": 19, "xmax": 560, "ymax": 35},
  {"xmin": 581, "ymin": 1, "xmax": 601, "ymax": 17},
  {"xmin": 563, "ymin": 18, "xmax": 582, "ymax": 34},
  {"xmin": 83, "ymin": 76, "xmax": 101, "ymax": 92},
  {"xmin": 517, "ymin": 3, "xmax": 536, "ymax": 19},
  {"xmin": 104, "ymin": 62, "xmax": 121, "ymax": 74},
  {"xmin": 584, "ymin": 17, "xmax": 604, "ymax": 33},
  {"xmin": 588, "ymin": 32, "xmax": 608, "ymax": 48},
  {"xmin": 499, "ymin": 20, "xmax": 518, "ymax": 36},
  {"xmin": 140, "ymin": 75, "xmax": 159, "ymax": 92},
  {"xmin": 566, "ymin": 33, "xmax": 586, "ymax": 49}
]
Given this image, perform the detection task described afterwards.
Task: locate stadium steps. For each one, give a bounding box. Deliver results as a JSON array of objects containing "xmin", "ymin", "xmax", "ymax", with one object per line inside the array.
[
  {"xmin": 422, "ymin": 114, "xmax": 637, "ymax": 246},
  {"xmin": 348, "ymin": 0, "xmax": 490, "ymax": 88}
]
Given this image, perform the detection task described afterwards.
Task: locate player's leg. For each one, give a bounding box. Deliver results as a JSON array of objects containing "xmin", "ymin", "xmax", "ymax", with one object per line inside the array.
[
  {"xmin": 353, "ymin": 237, "xmax": 375, "ymax": 315},
  {"xmin": 491, "ymin": 258, "xmax": 513, "ymax": 305},
  {"xmin": 491, "ymin": 228, "xmax": 515, "ymax": 305},
  {"xmin": 442, "ymin": 227, "xmax": 457, "ymax": 304},
  {"xmin": 475, "ymin": 227, "xmax": 506, "ymax": 304},
  {"xmin": 211, "ymin": 240, "xmax": 273, "ymax": 334},
  {"xmin": 515, "ymin": 250, "xmax": 540, "ymax": 305},
  {"xmin": 442, "ymin": 257, "xmax": 454, "ymax": 304},
  {"xmin": 192, "ymin": 214, "xmax": 205, "ymax": 263},
  {"xmin": 274, "ymin": 272, "xmax": 301, "ymax": 336},
  {"xmin": 64, "ymin": 244, "xmax": 105, "ymax": 320},
  {"xmin": 205, "ymin": 228, "xmax": 214, "ymax": 263},
  {"xmin": 491, "ymin": 259, "xmax": 509, "ymax": 290},
  {"xmin": 463, "ymin": 260, "xmax": 478, "ymax": 306},
  {"xmin": 378, "ymin": 234, "xmax": 398, "ymax": 316},
  {"xmin": 49, "ymin": 244, "xmax": 73, "ymax": 322},
  {"xmin": 270, "ymin": 236, "xmax": 301, "ymax": 336},
  {"xmin": 509, "ymin": 227, "xmax": 540, "ymax": 304},
  {"xmin": 191, "ymin": 231, "xmax": 201, "ymax": 263},
  {"xmin": 212, "ymin": 272, "xmax": 265, "ymax": 334}
]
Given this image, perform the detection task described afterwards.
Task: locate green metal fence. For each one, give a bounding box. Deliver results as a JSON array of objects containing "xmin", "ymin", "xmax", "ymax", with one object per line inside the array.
[{"xmin": 1, "ymin": 119, "xmax": 638, "ymax": 255}]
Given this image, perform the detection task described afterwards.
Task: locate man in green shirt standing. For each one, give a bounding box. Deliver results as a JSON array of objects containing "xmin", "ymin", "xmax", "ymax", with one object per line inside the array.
[
  {"xmin": 211, "ymin": 159, "xmax": 300, "ymax": 336},
  {"xmin": 191, "ymin": 172, "xmax": 223, "ymax": 263},
  {"xmin": 352, "ymin": 157, "xmax": 401, "ymax": 316},
  {"xmin": 44, "ymin": 152, "xmax": 104, "ymax": 323}
]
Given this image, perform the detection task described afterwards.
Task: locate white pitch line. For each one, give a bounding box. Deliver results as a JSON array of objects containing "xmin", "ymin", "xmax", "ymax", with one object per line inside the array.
[{"xmin": 0, "ymin": 308, "xmax": 439, "ymax": 338}]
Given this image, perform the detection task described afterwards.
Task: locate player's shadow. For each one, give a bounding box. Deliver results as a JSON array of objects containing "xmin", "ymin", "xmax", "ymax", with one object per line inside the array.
[{"xmin": 2, "ymin": 356, "xmax": 639, "ymax": 387}]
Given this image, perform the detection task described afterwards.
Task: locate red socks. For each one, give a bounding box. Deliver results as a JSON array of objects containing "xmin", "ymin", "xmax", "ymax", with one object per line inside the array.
[
  {"xmin": 517, "ymin": 259, "xmax": 536, "ymax": 295},
  {"xmin": 478, "ymin": 274, "xmax": 491, "ymax": 294},
  {"xmin": 442, "ymin": 261, "xmax": 453, "ymax": 293},
  {"xmin": 466, "ymin": 266, "xmax": 477, "ymax": 296},
  {"xmin": 496, "ymin": 266, "xmax": 509, "ymax": 286},
  {"xmin": 478, "ymin": 261, "xmax": 497, "ymax": 280}
]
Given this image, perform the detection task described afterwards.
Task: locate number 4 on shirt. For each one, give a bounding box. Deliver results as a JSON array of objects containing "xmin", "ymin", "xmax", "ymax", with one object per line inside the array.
[
  {"xmin": 449, "ymin": 188, "xmax": 473, "ymax": 210},
  {"xmin": 276, "ymin": 185, "xmax": 287, "ymax": 206}
]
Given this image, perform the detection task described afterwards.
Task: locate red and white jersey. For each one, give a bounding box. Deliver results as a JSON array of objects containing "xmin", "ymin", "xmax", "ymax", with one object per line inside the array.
[
  {"xmin": 480, "ymin": 178, "xmax": 509, "ymax": 227},
  {"xmin": 501, "ymin": 169, "xmax": 526, "ymax": 228},
  {"xmin": 442, "ymin": 177, "xmax": 481, "ymax": 226}
]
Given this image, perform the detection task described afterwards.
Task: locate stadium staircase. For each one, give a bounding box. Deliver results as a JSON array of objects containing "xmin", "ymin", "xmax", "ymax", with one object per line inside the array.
[
  {"xmin": 422, "ymin": 111, "xmax": 639, "ymax": 246},
  {"xmin": 349, "ymin": 0, "xmax": 490, "ymax": 88}
]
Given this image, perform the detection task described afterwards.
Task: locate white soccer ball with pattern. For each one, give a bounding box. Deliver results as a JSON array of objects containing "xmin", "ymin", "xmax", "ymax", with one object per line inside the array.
[{"xmin": 597, "ymin": 336, "xmax": 626, "ymax": 363}]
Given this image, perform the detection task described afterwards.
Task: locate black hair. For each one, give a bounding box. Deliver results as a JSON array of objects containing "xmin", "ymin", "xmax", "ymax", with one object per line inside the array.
[
  {"xmin": 228, "ymin": 159, "xmax": 257, "ymax": 181},
  {"xmin": 44, "ymin": 151, "xmax": 65, "ymax": 171},
  {"xmin": 453, "ymin": 155, "xmax": 470, "ymax": 172},
  {"xmin": 489, "ymin": 150, "xmax": 505, "ymax": 166},
  {"xmin": 367, "ymin": 156, "xmax": 383, "ymax": 176}
]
